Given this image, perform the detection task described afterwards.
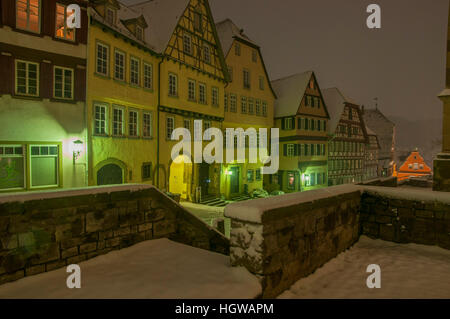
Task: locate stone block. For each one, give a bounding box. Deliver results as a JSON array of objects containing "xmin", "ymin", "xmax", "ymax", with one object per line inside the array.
[
  {"xmin": 105, "ymin": 237, "xmax": 120, "ymax": 248},
  {"xmin": 379, "ymin": 224, "xmax": 395, "ymax": 241},
  {"xmin": 0, "ymin": 270, "xmax": 24, "ymax": 285},
  {"xmin": 415, "ymin": 210, "xmax": 434, "ymax": 219},
  {"xmin": 138, "ymin": 223, "xmax": 153, "ymax": 232},
  {"xmin": 153, "ymin": 219, "xmax": 176, "ymax": 238},
  {"xmin": 45, "ymin": 259, "xmax": 67, "ymax": 272},
  {"xmin": 61, "ymin": 247, "xmax": 79, "ymax": 259},
  {"xmin": 79, "ymin": 242, "xmax": 97, "ymax": 254},
  {"xmin": 25, "ymin": 264, "xmax": 45, "ymax": 276},
  {"xmin": 113, "ymin": 226, "xmax": 131, "ymax": 237},
  {"xmin": 67, "ymin": 254, "xmax": 86, "ymax": 265},
  {"xmin": 146, "ymin": 208, "xmax": 166, "ymax": 222}
]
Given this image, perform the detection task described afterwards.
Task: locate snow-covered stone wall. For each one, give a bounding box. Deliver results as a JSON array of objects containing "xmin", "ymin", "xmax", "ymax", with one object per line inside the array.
[
  {"xmin": 361, "ymin": 186, "xmax": 450, "ymax": 249},
  {"xmin": 225, "ymin": 185, "xmax": 362, "ymax": 298},
  {"xmin": 0, "ymin": 185, "xmax": 229, "ymax": 285}
]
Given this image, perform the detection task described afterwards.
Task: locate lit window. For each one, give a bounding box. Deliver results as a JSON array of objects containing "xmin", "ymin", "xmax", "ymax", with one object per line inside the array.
[
  {"xmin": 94, "ymin": 104, "xmax": 108, "ymax": 135},
  {"xmin": 143, "ymin": 112, "xmax": 152, "ymax": 138},
  {"xmin": 96, "ymin": 43, "xmax": 109, "ymax": 76},
  {"xmin": 30, "ymin": 145, "xmax": 59, "ymax": 188},
  {"xmin": 55, "ymin": 3, "xmax": 75, "ymax": 41},
  {"xmin": 166, "ymin": 117, "xmax": 174, "ymax": 139},
  {"xmin": 288, "ymin": 172, "xmax": 295, "ymax": 189},
  {"xmin": 199, "ymin": 83, "xmax": 207, "ymax": 104},
  {"xmin": 130, "ymin": 57, "xmax": 140, "ymax": 86},
  {"xmin": 114, "ymin": 50, "xmax": 125, "ymax": 81},
  {"xmin": 129, "ymin": 110, "xmax": 139, "ymax": 137},
  {"xmin": 168, "ymin": 73, "xmax": 178, "ymax": 96},
  {"xmin": 112, "ymin": 106, "xmax": 124, "ymax": 136},
  {"xmin": 0, "ymin": 145, "xmax": 25, "ymax": 190},
  {"xmin": 144, "ymin": 63, "xmax": 153, "ymax": 89},
  {"xmin": 15, "ymin": 60, "xmax": 39, "ymax": 96},
  {"xmin": 16, "ymin": 0, "xmax": 41, "ymax": 33},
  {"xmin": 54, "ymin": 66, "xmax": 73, "ymax": 99}
]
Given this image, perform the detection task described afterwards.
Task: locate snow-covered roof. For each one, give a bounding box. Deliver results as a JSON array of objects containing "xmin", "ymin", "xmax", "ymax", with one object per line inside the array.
[
  {"xmin": 215, "ymin": 18, "xmax": 257, "ymax": 55},
  {"xmin": 365, "ymin": 125, "xmax": 376, "ymax": 136},
  {"xmin": 128, "ymin": 0, "xmax": 191, "ymax": 53},
  {"xmin": 271, "ymin": 71, "xmax": 313, "ymax": 118},
  {"xmin": 321, "ymin": 87, "xmax": 348, "ymax": 134}
]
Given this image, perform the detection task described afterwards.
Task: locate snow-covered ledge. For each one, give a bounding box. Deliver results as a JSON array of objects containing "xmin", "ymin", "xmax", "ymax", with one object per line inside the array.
[{"xmin": 224, "ymin": 185, "xmax": 362, "ymax": 298}]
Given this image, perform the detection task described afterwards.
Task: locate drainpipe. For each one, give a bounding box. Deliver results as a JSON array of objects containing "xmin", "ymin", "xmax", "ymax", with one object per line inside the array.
[{"xmin": 156, "ymin": 58, "xmax": 163, "ymax": 188}]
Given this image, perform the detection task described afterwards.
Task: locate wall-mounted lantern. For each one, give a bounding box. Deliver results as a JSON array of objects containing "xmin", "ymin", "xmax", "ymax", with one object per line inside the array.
[{"xmin": 73, "ymin": 140, "xmax": 83, "ymax": 164}]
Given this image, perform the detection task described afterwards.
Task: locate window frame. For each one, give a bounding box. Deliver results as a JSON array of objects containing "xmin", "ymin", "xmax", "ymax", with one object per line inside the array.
[
  {"xmin": 142, "ymin": 111, "xmax": 153, "ymax": 138},
  {"xmin": 143, "ymin": 62, "xmax": 153, "ymax": 90},
  {"xmin": 15, "ymin": 59, "xmax": 39, "ymax": 97},
  {"xmin": 53, "ymin": 65, "xmax": 74, "ymax": 100},
  {"xmin": 130, "ymin": 56, "xmax": 140, "ymax": 86},
  {"xmin": 55, "ymin": 2, "xmax": 76, "ymax": 41},
  {"xmin": 93, "ymin": 102, "xmax": 108, "ymax": 136},
  {"xmin": 114, "ymin": 49, "xmax": 126, "ymax": 82},
  {"xmin": 183, "ymin": 33, "xmax": 192, "ymax": 55},
  {"xmin": 96, "ymin": 41, "xmax": 110, "ymax": 76},
  {"xmin": 16, "ymin": 0, "xmax": 41, "ymax": 34},
  {"xmin": 29, "ymin": 144, "xmax": 60, "ymax": 189},
  {"xmin": 211, "ymin": 87, "xmax": 219, "ymax": 107},
  {"xmin": 166, "ymin": 116, "xmax": 175, "ymax": 140},
  {"xmin": 168, "ymin": 73, "xmax": 178, "ymax": 97},
  {"xmin": 199, "ymin": 82, "xmax": 207, "ymax": 104},
  {"xmin": 0, "ymin": 144, "xmax": 26, "ymax": 191},
  {"xmin": 128, "ymin": 109, "xmax": 139, "ymax": 137},
  {"xmin": 188, "ymin": 79, "xmax": 196, "ymax": 101}
]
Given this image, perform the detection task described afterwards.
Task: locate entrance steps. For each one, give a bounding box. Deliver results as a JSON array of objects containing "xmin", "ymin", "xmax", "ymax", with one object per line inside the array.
[{"xmin": 200, "ymin": 195, "xmax": 228, "ymax": 207}]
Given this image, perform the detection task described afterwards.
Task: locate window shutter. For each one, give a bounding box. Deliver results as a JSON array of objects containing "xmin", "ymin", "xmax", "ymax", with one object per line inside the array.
[
  {"xmin": 281, "ymin": 118, "xmax": 285, "ymax": 130},
  {"xmin": 298, "ymin": 118, "xmax": 302, "ymax": 129},
  {"xmin": 294, "ymin": 144, "xmax": 298, "ymax": 156},
  {"xmin": 291, "ymin": 117, "xmax": 296, "ymax": 129},
  {"xmin": 40, "ymin": 62, "xmax": 52, "ymax": 99},
  {"xmin": 283, "ymin": 144, "xmax": 287, "ymax": 156},
  {"xmin": 75, "ymin": 67, "xmax": 86, "ymax": 101}
]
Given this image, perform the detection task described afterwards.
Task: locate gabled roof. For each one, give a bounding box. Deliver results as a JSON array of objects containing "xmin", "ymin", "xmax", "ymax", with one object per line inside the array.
[
  {"xmin": 365, "ymin": 125, "xmax": 376, "ymax": 136},
  {"xmin": 321, "ymin": 87, "xmax": 350, "ymax": 134},
  {"xmin": 128, "ymin": 0, "xmax": 191, "ymax": 53},
  {"xmin": 271, "ymin": 71, "xmax": 313, "ymax": 118},
  {"xmin": 215, "ymin": 18, "xmax": 257, "ymax": 55},
  {"xmin": 363, "ymin": 108, "xmax": 395, "ymax": 127}
]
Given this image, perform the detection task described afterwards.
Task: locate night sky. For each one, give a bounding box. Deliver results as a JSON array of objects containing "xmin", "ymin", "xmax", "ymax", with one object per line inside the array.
[{"xmin": 122, "ymin": 0, "xmax": 448, "ymax": 122}]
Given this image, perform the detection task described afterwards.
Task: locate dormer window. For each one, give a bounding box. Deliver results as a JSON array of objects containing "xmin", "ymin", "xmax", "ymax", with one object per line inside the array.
[
  {"xmin": 106, "ymin": 7, "xmax": 115, "ymax": 25},
  {"xmin": 136, "ymin": 25, "xmax": 143, "ymax": 41}
]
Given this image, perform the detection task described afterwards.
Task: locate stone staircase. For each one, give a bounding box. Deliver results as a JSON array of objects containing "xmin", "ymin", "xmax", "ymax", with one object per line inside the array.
[{"xmin": 200, "ymin": 194, "xmax": 228, "ymax": 207}]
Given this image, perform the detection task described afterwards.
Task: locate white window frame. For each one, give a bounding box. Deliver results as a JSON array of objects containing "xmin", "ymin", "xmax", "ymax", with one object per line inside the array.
[
  {"xmin": 130, "ymin": 56, "xmax": 140, "ymax": 86},
  {"xmin": 105, "ymin": 7, "xmax": 115, "ymax": 25},
  {"xmin": 29, "ymin": 144, "xmax": 59, "ymax": 189},
  {"xmin": 287, "ymin": 144, "xmax": 295, "ymax": 157},
  {"xmin": 0, "ymin": 144, "xmax": 26, "ymax": 191},
  {"xmin": 230, "ymin": 94, "xmax": 237, "ymax": 112},
  {"xmin": 94, "ymin": 103, "xmax": 108, "ymax": 135},
  {"xmin": 188, "ymin": 79, "xmax": 196, "ymax": 101},
  {"xmin": 136, "ymin": 25, "xmax": 143, "ymax": 41},
  {"xmin": 183, "ymin": 33, "xmax": 192, "ymax": 55},
  {"xmin": 143, "ymin": 111, "xmax": 153, "ymax": 138},
  {"xmin": 199, "ymin": 82, "xmax": 207, "ymax": 104},
  {"xmin": 112, "ymin": 105, "xmax": 125, "ymax": 136},
  {"xmin": 211, "ymin": 87, "xmax": 219, "ymax": 106},
  {"xmin": 203, "ymin": 44, "xmax": 211, "ymax": 64},
  {"xmin": 168, "ymin": 73, "xmax": 178, "ymax": 97},
  {"xmin": 166, "ymin": 116, "xmax": 175, "ymax": 140},
  {"xmin": 114, "ymin": 49, "xmax": 126, "ymax": 81},
  {"xmin": 53, "ymin": 66, "xmax": 74, "ymax": 100},
  {"xmin": 143, "ymin": 62, "xmax": 153, "ymax": 90},
  {"xmin": 128, "ymin": 109, "xmax": 139, "ymax": 137},
  {"xmin": 15, "ymin": 59, "xmax": 39, "ymax": 96},
  {"xmin": 55, "ymin": 2, "xmax": 75, "ymax": 41},
  {"xmin": 96, "ymin": 42, "xmax": 109, "ymax": 76},
  {"xmin": 241, "ymin": 96, "xmax": 247, "ymax": 114}
]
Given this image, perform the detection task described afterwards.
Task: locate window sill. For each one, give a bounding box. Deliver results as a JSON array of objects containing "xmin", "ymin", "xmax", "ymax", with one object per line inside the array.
[
  {"xmin": 12, "ymin": 94, "xmax": 42, "ymax": 101},
  {"xmin": 129, "ymin": 84, "xmax": 141, "ymax": 89},
  {"xmin": 93, "ymin": 134, "xmax": 110, "ymax": 138},
  {"xmin": 94, "ymin": 72, "xmax": 110, "ymax": 80},
  {"xmin": 50, "ymin": 97, "xmax": 77, "ymax": 104},
  {"xmin": 168, "ymin": 94, "xmax": 179, "ymax": 99},
  {"xmin": 53, "ymin": 36, "xmax": 78, "ymax": 45}
]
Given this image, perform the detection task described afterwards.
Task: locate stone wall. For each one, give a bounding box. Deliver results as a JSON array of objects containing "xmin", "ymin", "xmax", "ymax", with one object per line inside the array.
[
  {"xmin": 360, "ymin": 186, "xmax": 450, "ymax": 249},
  {"xmin": 0, "ymin": 185, "xmax": 229, "ymax": 285},
  {"xmin": 359, "ymin": 176, "xmax": 397, "ymax": 187},
  {"xmin": 224, "ymin": 185, "xmax": 361, "ymax": 298},
  {"xmin": 433, "ymin": 153, "xmax": 450, "ymax": 192}
]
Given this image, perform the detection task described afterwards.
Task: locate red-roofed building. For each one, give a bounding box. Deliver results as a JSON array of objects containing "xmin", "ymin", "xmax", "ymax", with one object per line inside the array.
[{"xmin": 395, "ymin": 149, "xmax": 432, "ymax": 181}]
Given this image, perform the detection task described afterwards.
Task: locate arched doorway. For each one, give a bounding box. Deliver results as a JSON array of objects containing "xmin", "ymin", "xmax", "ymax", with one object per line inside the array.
[
  {"xmin": 169, "ymin": 155, "xmax": 192, "ymax": 199},
  {"xmin": 97, "ymin": 163, "xmax": 123, "ymax": 185}
]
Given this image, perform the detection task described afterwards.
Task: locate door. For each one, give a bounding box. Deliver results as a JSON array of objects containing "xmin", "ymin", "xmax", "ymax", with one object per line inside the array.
[
  {"xmin": 199, "ymin": 162, "xmax": 210, "ymax": 196},
  {"xmin": 97, "ymin": 164, "xmax": 123, "ymax": 185},
  {"xmin": 230, "ymin": 166, "xmax": 239, "ymax": 194}
]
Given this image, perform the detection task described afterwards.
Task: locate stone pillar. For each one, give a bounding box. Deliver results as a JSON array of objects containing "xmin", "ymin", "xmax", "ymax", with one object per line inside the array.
[{"xmin": 433, "ymin": 7, "xmax": 450, "ymax": 192}]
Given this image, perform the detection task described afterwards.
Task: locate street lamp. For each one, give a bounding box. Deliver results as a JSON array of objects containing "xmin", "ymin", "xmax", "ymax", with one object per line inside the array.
[{"xmin": 72, "ymin": 139, "xmax": 83, "ymax": 164}]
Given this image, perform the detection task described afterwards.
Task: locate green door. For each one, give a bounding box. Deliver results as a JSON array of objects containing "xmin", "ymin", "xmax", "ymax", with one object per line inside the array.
[{"xmin": 230, "ymin": 166, "xmax": 239, "ymax": 194}]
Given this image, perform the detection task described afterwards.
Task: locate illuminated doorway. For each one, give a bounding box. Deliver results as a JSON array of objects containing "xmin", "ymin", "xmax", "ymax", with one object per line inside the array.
[{"xmin": 169, "ymin": 155, "xmax": 191, "ymax": 199}]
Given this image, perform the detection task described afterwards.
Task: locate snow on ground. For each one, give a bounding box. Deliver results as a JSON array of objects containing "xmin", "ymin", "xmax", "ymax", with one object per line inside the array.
[
  {"xmin": 279, "ymin": 236, "xmax": 450, "ymax": 299},
  {"xmin": 0, "ymin": 239, "xmax": 260, "ymax": 299}
]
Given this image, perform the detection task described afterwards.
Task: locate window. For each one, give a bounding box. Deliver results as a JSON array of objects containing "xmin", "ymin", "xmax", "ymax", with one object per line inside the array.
[
  {"xmin": 144, "ymin": 63, "xmax": 153, "ymax": 89},
  {"xmin": 183, "ymin": 119, "xmax": 191, "ymax": 131},
  {"xmin": 212, "ymin": 87, "xmax": 219, "ymax": 106},
  {"xmin": 317, "ymin": 173, "xmax": 322, "ymax": 185},
  {"xmin": 288, "ymin": 171, "xmax": 295, "ymax": 190},
  {"xmin": 168, "ymin": 73, "xmax": 178, "ymax": 96},
  {"xmin": 136, "ymin": 25, "xmax": 143, "ymax": 41},
  {"xmin": 142, "ymin": 163, "xmax": 152, "ymax": 180},
  {"xmin": 247, "ymin": 169, "xmax": 254, "ymax": 182},
  {"xmin": 96, "ymin": 42, "xmax": 109, "ymax": 76},
  {"xmin": 188, "ymin": 79, "xmax": 196, "ymax": 101},
  {"xmin": 252, "ymin": 50, "xmax": 257, "ymax": 62},
  {"xmin": 183, "ymin": 34, "xmax": 192, "ymax": 55},
  {"xmin": 16, "ymin": 0, "xmax": 40, "ymax": 33},
  {"xmin": 203, "ymin": 121, "xmax": 211, "ymax": 140},
  {"xmin": 194, "ymin": 11, "xmax": 202, "ymax": 32},
  {"xmin": 304, "ymin": 118, "xmax": 309, "ymax": 130},
  {"xmin": 203, "ymin": 45, "xmax": 211, "ymax": 64},
  {"xmin": 105, "ymin": 7, "xmax": 115, "ymax": 25},
  {"xmin": 30, "ymin": 145, "xmax": 59, "ymax": 188},
  {"xmin": 143, "ymin": 112, "xmax": 152, "ymax": 138},
  {"xmin": 311, "ymin": 144, "xmax": 315, "ymax": 156},
  {"xmin": 227, "ymin": 66, "xmax": 233, "ymax": 82},
  {"xmin": 15, "ymin": 60, "xmax": 39, "ymax": 96},
  {"xmin": 53, "ymin": 66, "xmax": 73, "ymax": 99},
  {"xmin": 129, "ymin": 110, "xmax": 138, "ymax": 137},
  {"xmin": 94, "ymin": 104, "xmax": 107, "ymax": 135},
  {"xmin": 235, "ymin": 43, "xmax": 241, "ymax": 56},
  {"xmin": 166, "ymin": 117, "xmax": 174, "ymax": 139},
  {"xmin": 255, "ymin": 99, "xmax": 261, "ymax": 116},
  {"xmin": 241, "ymin": 96, "xmax": 247, "ymax": 113},
  {"xmin": 284, "ymin": 117, "xmax": 293, "ymax": 130},
  {"xmin": 224, "ymin": 93, "xmax": 228, "ymax": 112},
  {"xmin": 55, "ymin": 3, "xmax": 75, "ymax": 41},
  {"xmin": 114, "ymin": 50, "xmax": 125, "ymax": 81},
  {"xmin": 311, "ymin": 119, "xmax": 315, "ymax": 130},
  {"xmin": 316, "ymin": 144, "xmax": 321, "ymax": 155},
  {"xmin": 314, "ymin": 97, "xmax": 320, "ymax": 109},
  {"xmin": 310, "ymin": 173, "xmax": 316, "ymax": 186},
  {"xmin": 248, "ymin": 98, "xmax": 254, "ymax": 114},
  {"xmin": 130, "ymin": 57, "xmax": 140, "ymax": 86},
  {"xmin": 287, "ymin": 144, "xmax": 295, "ymax": 157},
  {"xmin": 420, "ymin": 164, "xmax": 424, "ymax": 169},
  {"xmin": 199, "ymin": 83, "xmax": 207, "ymax": 104},
  {"xmin": 112, "ymin": 106, "xmax": 124, "ymax": 136},
  {"xmin": 243, "ymin": 69, "xmax": 250, "ymax": 89},
  {"xmin": 262, "ymin": 101, "xmax": 267, "ymax": 117},
  {"xmin": 230, "ymin": 94, "xmax": 237, "ymax": 112},
  {"xmin": 255, "ymin": 169, "xmax": 261, "ymax": 181},
  {"xmin": 304, "ymin": 144, "xmax": 309, "ymax": 156},
  {"xmin": 413, "ymin": 163, "xmax": 419, "ymax": 170},
  {"xmin": 317, "ymin": 119, "xmax": 321, "ymax": 131},
  {"xmin": 0, "ymin": 145, "xmax": 25, "ymax": 190},
  {"xmin": 259, "ymin": 76, "xmax": 264, "ymax": 90}
]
